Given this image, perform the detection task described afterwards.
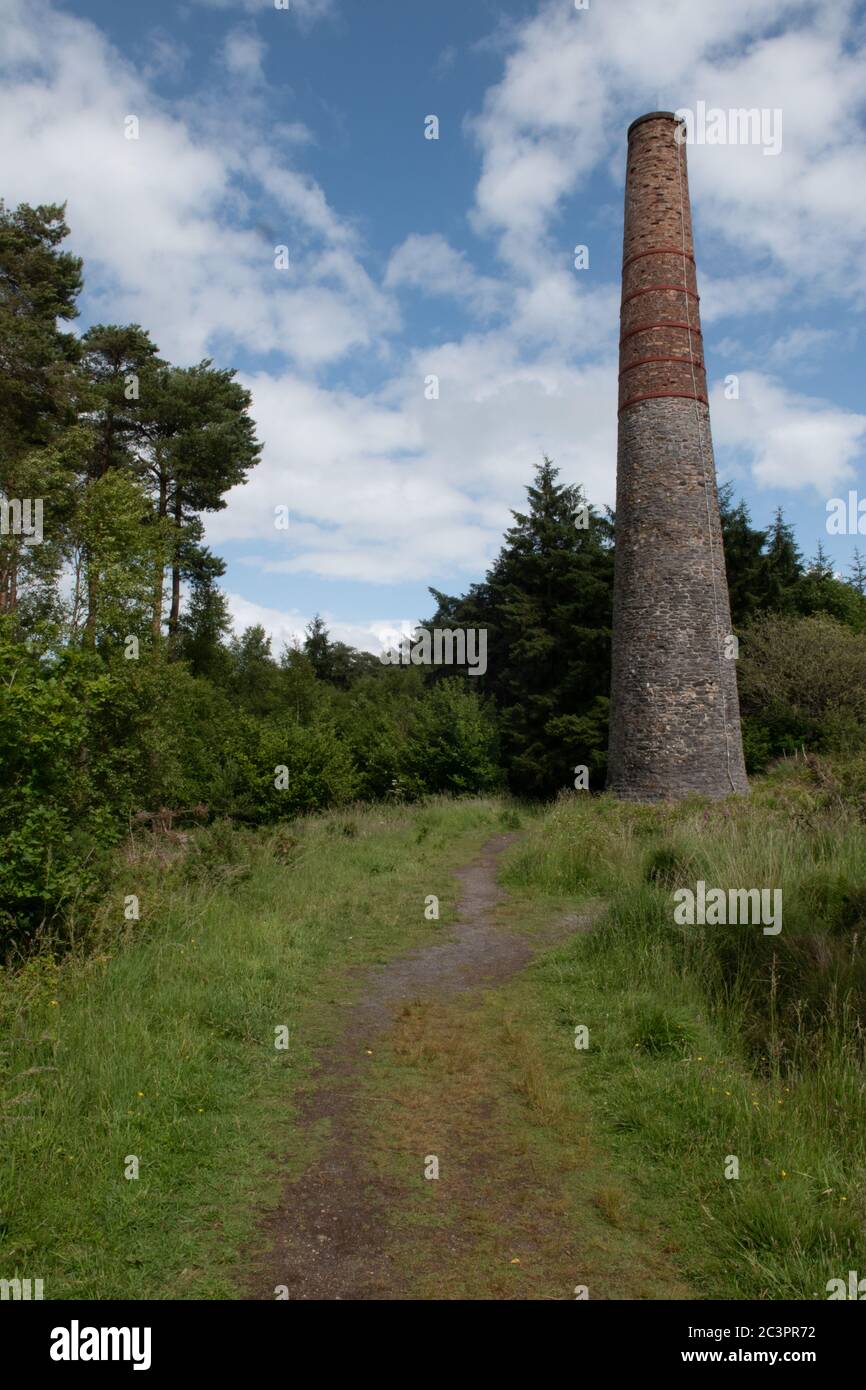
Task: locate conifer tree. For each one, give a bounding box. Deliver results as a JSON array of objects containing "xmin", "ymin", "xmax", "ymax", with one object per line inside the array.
[
  {"xmin": 718, "ymin": 485, "xmax": 767, "ymax": 627},
  {"xmin": 759, "ymin": 507, "xmax": 805, "ymax": 612},
  {"xmin": 0, "ymin": 201, "xmax": 83, "ymax": 617},
  {"xmin": 428, "ymin": 458, "xmax": 613, "ymax": 796}
]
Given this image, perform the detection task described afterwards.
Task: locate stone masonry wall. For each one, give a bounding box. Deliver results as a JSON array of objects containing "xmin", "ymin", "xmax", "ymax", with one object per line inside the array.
[{"xmin": 606, "ymin": 112, "xmax": 749, "ymax": 800}]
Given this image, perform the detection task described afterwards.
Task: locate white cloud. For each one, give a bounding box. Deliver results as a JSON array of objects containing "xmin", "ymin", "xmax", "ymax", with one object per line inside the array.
[
  {"xmin": 206, "ymin": 343, "xmax": 618, "ymax": 584},
  {"xmin": 700, "ymin": 272, "xmax": 792, "ymax": 323},
  {"xmin": 765, "ymin": 328, "xmax": 836, "ymax": 369},
  {"xmin": 221, "ymin": 27, "xmax": 266, "ymax": 84},
  {"xmin": 385, "ymin": 234, "xmax": 505, "ymax": 317},
  {"xmin": 189, "ymin": 0, "xmax": 335, "ymax": 22},
  {"xmin": 713, "ymin": 326, "xmax": 837, "ymax": 369},
  {"xmin": 2, "ymin": 0, "xmax": 863, "ymax": 625},
  {"xmin": 225, "ymin": 592, "xmax": 412, "ymax": 656},
  {"xmin": 0, "ymin": 0, "xmax": 386, "ymax": 367},
  {"xmin": 683, "ymin": 23, "xmax": 866, "ymax": 302},
  {"xmin": 468, "ymin": 0, "xmax": 866, "ymax": 303},
  {"xmin": 510, "ymin": 272, "xmax": 618, "ymax": 355},
  {"xmin": 143, "ymin": 30, "xmax": 189, "ymax": 85},
  {"xmin": 711, "ymin": 372, "xmax": 866, "ymax": 492}
]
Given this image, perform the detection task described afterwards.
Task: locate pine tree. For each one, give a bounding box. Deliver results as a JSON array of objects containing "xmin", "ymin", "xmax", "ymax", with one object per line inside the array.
[
  {"xmin": 0, "ymin": 201, "xmax": 83, "ymax": 617},
  {"xmin": 229, "ymin": 624, "xmax": 283, "ymax": 715},
  {"xmin": 304, "ymin": 615, "xmax": 333, "ymax": 681},
  {"xmin": 79, "ymin": 324, "xmax": 163, "ymax": 481},
  {"xmin": 142, "ymin": 361, "xmax": 261, "ymax": 645},
  {"xmin": 78, "ymin": 324, "xmax": 165, "ymax": 642},
  {"xmin": 428, "ymin": 458, "xmax": 613, "ymax": 797},
  {"xmin": 0, "ymin": 200, "xmax": 82, "ymax": 461},
  {"xmin": 758, "ymin": 507, "xmax": 805, "ymax": 613},
  {"xmin": 176, "ymin": 548, "xmax": 232, "ymax": 682},
  {"xmin": 808, "ymin": 540, "xmax": 834, "ymax": 578},
  {"xmin": 718, "ymin": 485, "xmax": 767, "ymax": 626}
]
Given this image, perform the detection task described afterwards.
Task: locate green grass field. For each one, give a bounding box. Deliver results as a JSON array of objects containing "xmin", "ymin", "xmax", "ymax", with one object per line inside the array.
[
  {"xmin": 501, "ymin": 759, "xmax": 866, "ymax": 1298},
  {"xmin": 0, "ymin": 799, "xmax": 505, "ymax": 1298},
  {"xmin": 2, "ymin": 760, "xmax": 865, "ymax": 1299}
]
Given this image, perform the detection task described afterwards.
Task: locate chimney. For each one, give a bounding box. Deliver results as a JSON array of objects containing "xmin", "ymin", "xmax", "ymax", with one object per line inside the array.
[{"xmin": 606, "ymin": 112, "xmax": 749, "ymax": 800}]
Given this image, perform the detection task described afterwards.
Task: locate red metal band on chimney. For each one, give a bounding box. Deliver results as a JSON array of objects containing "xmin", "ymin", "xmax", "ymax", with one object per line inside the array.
[
  {"xmin": 618, "ymin": 356, "xmax": 701, "ymax": 379},
  {"xmin": 621, "ymin": 283, "xmax": 700, "ymax": 308},
  {"xmin": 622, "ymin": 246, "xmax": 696, "ymax": 270},
  {"xmin": 618, "ymin": 389, "xmax": 709, "ymax": 414},
  {"xmin": 619, "ymin": 320, "xmax": 702, "ymax": 345}
]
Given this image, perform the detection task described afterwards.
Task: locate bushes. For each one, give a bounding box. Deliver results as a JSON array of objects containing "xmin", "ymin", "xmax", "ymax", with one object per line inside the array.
[
  {"xmin": 402, "ymin": 679, "xmax": 501, "ymax": 797},
  {"xmin": 0, "ymin": 632, "xmax": 350, "ymax": 950},
  {"xmin": 242, "ymin": 719, "xmax": 359, "ymax": 821},
  {"xmin": 0, "ymin": 633, "xmax": 110, "ymax": 951},
  {"xmin": 0, "ymin": 625, "xmax": 501, "ymax": 953},
  {"xmin": 739, "ymin": 613, "xmax": 866, "ymax": 768},
  {"xmin": 333, "ymin": 673, "xmax": 415, "ymax": 801},
  {"xmin": 336, "ymin": 674, "xmax": 501, "ymax": 802}
]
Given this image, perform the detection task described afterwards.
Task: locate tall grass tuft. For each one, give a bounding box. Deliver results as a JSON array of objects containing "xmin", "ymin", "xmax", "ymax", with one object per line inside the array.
[{"xmin": 506, "ymin": 760, "xmax": 866, "ymax": 1297}]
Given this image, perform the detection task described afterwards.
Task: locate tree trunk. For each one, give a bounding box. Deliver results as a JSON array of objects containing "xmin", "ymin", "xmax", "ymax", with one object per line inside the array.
[
  {"xmin": 0, "ymin": 553, "xmax": 16, "ymax": 614},
  {"xmin": 152, "ymin": 468, "xmax": 167, "ymax": 641},
  {"xmin": 168, "ymin": 489, "xmax": 182, "ymax": 648},
  {"xmin": 84, "ymin": 545, "xmax": 97, "ymax": 647}
]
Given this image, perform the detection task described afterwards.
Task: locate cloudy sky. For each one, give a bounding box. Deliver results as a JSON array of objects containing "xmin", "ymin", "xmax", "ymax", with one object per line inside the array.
[{"xmin": 3, "ymin": 0, "xmax": 865, "ymax": 652}]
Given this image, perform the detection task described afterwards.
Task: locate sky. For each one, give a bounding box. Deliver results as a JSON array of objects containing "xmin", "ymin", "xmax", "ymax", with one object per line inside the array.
[{"xmin": 2, "ymin": 0, "xmax": 866, "ymax": 653}]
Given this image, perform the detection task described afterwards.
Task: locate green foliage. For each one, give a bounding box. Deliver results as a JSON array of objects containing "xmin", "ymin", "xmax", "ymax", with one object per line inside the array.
[
  {"xmin": 0, "ymin": 628, "xmax": 109, "ymax": 950},
  {"xmin": 403, "ymin": 678, "xmax": 502, "ymax": 796},
  {"xmin": 1, "ymin": 201, "xmax": 84, "ymax": 622},
  {"xmin": 331, "ymin": 667, "xmax": 501, "ymax": 802},
  {"xmin": 72, "ymin": 470, "xmax": 173, "ymax": 644},
  {"xmin": 721, "ymin": 487, "xmax": 866, "ymax": 632},
  {"xmin": 739, "ymin": 613, "xmax": 866, "ymax": 767},
  {"xmin": 228, "ymin": 624, "xmax": 285, "ymax": 716},
  {"xmin": 175, "ymin": 550, "xmax": 232, "ymax": 682},
  {"xmin": 243, "ymin": 718, "xmax": 359, "ymax": 821},
  {"xmin": 427, "ymin": 458, "xmax": 614, "ymax": 797},
  {"xmin": 303, "ymin": 614, "xmax": 381, "ymax": 688},
  {"xmin": 0, "ymin": 200, "xmax": 82, "ymax": 465}
]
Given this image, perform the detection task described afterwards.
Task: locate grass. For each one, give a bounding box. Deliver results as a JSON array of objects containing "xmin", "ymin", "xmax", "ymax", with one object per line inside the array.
[
  {"xmin": 0, "ymin": 796, "xmax": 508, "ymax": 1299},
  {"xmin": 356, "ymin": 953, "xmax": 694, "ymax": 1299},
  {"xmin": 500, "ymin": 758, "xmax": 866, "ymax": 1298},
  {"xmin": 4, "ymin": 756, "xmax": 865, "ymax": 1300}
]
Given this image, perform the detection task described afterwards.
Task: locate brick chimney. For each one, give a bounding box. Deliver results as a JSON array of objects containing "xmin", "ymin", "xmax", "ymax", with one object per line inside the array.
[{"xmin": 606, "ymin": 112, "xmax": 749, "ymax": 800}]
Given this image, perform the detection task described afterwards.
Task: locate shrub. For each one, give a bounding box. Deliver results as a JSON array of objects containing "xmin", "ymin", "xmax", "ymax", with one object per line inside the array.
[
  {"xmin": 403, "ymin": 679, "xmax": 502, "ymax": 796},
  {"xmin": 739, "ymin": 614, "xmax": 866, "ymax": 764}
]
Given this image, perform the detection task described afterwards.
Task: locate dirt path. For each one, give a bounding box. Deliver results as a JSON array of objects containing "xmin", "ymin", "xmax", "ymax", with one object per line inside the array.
[{"xmin": 244, "ymin": 833, "xmax": 686, "ymax": 1300}]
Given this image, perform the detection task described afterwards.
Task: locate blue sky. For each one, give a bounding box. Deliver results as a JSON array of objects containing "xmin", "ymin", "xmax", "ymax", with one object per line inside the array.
[{"xmin": 3, "ymin": 0, "xmax": 866, "ymax": 651}]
